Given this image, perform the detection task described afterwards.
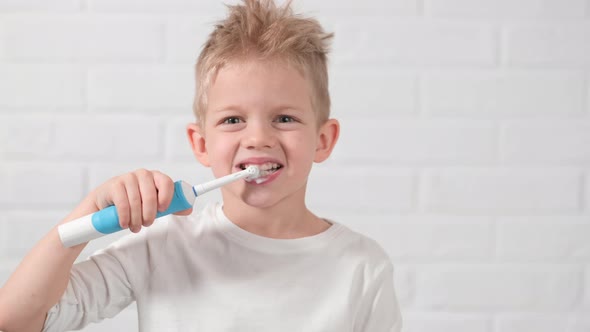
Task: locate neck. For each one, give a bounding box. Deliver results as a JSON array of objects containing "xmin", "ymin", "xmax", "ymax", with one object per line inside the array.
[{"xmin": 221, "ymin": 191, "xmax": 330, "ymax": 239}]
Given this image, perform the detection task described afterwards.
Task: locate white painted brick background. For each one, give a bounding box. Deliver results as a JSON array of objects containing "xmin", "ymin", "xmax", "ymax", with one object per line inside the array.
[{"xmin": 0, "ymin": 0, "xmax": 589, "ymax": 331}]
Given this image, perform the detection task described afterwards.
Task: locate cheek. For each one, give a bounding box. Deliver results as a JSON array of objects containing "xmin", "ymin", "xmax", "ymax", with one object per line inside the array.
[
  {"xmin": 205, "ymin": 136, "xmax": 236, "ymax": 167},
  {"xmin": 286, "ymin": 133, "xmax": 317, "ymax": 162}
]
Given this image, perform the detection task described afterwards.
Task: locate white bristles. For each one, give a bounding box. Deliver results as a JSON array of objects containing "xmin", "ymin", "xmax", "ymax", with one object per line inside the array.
[{"xmin": 245, "ymin": 165, "xmax": 261, "ymax": 180}]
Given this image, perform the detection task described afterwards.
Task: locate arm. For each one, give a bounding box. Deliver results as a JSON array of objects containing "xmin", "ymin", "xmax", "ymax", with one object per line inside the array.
[
  {"xmin": 0, "ymin": 199, "xmax": 93, "ymax": 332},
  {"xmin": 0, "ymin": 169, "xmax": 188, "ymax": 332}
]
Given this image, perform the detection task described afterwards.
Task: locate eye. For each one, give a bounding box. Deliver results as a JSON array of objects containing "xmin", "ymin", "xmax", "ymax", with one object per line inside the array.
[
  {"xmin": 221, "ymin": 117, "xmax": 243, "ymax": 125},
  {"xmin": 276, "ymin": 115, "xmax": 296, "ymax": 123}
]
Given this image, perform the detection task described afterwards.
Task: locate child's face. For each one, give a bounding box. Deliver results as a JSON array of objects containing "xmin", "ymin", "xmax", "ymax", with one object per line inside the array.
[{"xmin": 188, "ymin": 59, "xmax": 338, "ymax": 209}]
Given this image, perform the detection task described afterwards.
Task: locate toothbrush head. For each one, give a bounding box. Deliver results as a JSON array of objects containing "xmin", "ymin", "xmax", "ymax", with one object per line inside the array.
[{"xmin": 245, "ymin": 165, "xmax": 261, "ymax": 180}]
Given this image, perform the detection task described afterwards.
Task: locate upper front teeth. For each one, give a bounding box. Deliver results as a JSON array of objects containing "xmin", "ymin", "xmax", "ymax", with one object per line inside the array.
[{"xmin": 242, "ymin": 163, "xmax": 281, "ymax": 171}]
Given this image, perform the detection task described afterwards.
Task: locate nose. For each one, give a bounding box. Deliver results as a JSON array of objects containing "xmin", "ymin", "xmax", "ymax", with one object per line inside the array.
[{"xmin": 241, "ymin": 120, "xmax": 277, "ymax": 150}]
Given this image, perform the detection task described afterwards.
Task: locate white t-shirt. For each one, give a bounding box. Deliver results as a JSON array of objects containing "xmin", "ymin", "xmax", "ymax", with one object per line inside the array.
[{"xmin": 44, "ymin": 203, "xmax": 402, "ymax": 332}]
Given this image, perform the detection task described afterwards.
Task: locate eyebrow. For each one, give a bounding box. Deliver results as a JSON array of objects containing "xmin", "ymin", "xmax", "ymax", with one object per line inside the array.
[
  {"xmin": 211, "ymin": 105, "xmax": 247, "ymax": 113},
  {"xmin": 211, "ymin": 105, "xmax": 304, "ymax": 114}
]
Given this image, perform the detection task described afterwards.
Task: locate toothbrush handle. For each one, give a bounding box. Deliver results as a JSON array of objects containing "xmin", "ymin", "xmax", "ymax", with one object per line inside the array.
[{"xmin": 58, "ymin": 181, "xmax": 195, "ymax": 248}]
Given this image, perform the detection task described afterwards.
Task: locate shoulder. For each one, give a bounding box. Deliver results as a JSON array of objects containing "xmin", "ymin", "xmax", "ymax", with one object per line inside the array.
[{"xmin": 331, "ymin": 222, "xmax": 394, "ymax": 275}]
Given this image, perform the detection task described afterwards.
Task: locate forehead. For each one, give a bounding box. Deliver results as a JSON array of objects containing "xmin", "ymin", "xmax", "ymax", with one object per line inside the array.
[{"xmin": 206, "ymin": 59, "xmax": 313, "ymax": 113}]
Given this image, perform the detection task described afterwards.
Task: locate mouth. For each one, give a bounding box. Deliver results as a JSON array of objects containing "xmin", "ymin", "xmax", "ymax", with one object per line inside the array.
[{"xmin": 238, "ymin": 162, "xmax": 283, "ymax": 184}]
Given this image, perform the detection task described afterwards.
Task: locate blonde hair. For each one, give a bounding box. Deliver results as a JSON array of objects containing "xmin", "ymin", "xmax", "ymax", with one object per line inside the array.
[{"xmin": 194, "ymin": 0, "xmax": 333, "ymax": 125}]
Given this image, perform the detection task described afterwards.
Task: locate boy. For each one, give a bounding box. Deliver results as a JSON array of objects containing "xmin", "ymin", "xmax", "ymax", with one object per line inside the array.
[{"xmin": 0, "ymin": 0, "xmax": 402, "ymax": 331}]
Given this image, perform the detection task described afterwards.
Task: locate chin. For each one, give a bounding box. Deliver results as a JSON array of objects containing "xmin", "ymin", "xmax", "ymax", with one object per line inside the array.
[
  {"xmin": 240, "ymin": 197, "xmax": 277, "ymax": 209},
  {"xmin": 239, "ymin": 191, "xmax": 284, "ymax": 209}
]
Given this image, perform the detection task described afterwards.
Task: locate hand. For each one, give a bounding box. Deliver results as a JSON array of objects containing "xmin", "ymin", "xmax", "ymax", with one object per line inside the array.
[{"xmin": 88, "ymin": 169, "xmax": 192, "ymax": 233}]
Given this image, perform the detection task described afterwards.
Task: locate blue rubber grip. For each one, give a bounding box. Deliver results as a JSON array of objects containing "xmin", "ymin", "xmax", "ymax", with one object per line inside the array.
[{"xmin": 91, "ymin": 181, "xmax": 193, "ymax": 234}]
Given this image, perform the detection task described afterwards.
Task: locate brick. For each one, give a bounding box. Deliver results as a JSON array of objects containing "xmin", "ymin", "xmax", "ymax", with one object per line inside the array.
[
  {"xmin": 426, "ymin": 0, "xmax": 586, "ymax": 19},
  {"xmin": 88, "ymin": 65, "xmax": 194, "ymax": 111},
  {"xmin": 423, "ymin": 169, "xmax": 581, "ymax": 214},
  {"xmin": 294, "ymin": 0, "xmax": 419, "ymax": 15},
  {"xmin": 88, "ymin": 0, "xmax": 224, "ymax": 14},
  {"xmin": 51, "ymin": 115, "xmax": 162, "ymax": 161},
  {"xmin": 164, "ymin": 116, "xmax": 199, "ymax": 161},
  {"xmin": 332, "ymin": 214, "xmax": 493, "ymax": 261},
  {"xmin": 89, "ymin": 0, "xmax": 418, "ymax": 16},
  {"xmin": 505, "ymin": 24, "xmax": 590, "ymax": 67},
  {"xmin": 0, "ymin": 114, "xmax": 163, "ymax": 161},
  {"xmin": 0, "ymin": 24, "xmax": 4, "ymax": 61},
  {"xmin": 165, "ymin": 17, "xmax": 216, "ymax": 64},
  {"xmin": 501, "ymin": 119, "xmax": 590, "ymax": 164},
  {"xmin": 416, "ymin": 265, "xmax": 581, "ymax": 311},
  {"xmin": 0, "ymin": 16, "xmax": 164, "ymax": 62},
  {"xmin": 306, "ymin": 165, "xmax": 415, "ymax": 213},
  {"xmin": 0, "ymin": 0, "xmax": 81, "ymax": 11},
  {"xmin": 496, "ymin": 314, "xmax": 589, "ymax": 332},
  {"xmin": 498, "ymin": 218, "xmax": 590, "ymax": 260},
  {"xmin": 423, "ymin": 70, "xmax": 586, "ymax": 117},
  {"xmin": 566, "ymin": 316, "xmax": 590, "ymax": 332},
  {"xmin": 0, "ymin": 163, "xmax": 84, "ymax": 208},
  {"xmin": 0, "ymin": 114, "xmax": 54, "ymax": 158},
  {"xmin": 392, "ymin": 264, "xmax": 414, "ymax": 308},
  {"xmin": 333, "ymin": 117, "xmax": 496, "ymax": 164},
  {"xmin": 0, "ymin": 64, "xmax": 85, "ymax": 109},
  {"xmin": 0, "ymin": 208, "xmax": 126, "ymax": 264},
  {"xmin": 402, "ymin": 313, "xmax": 490, "ymax": 332},
  {"xmin": 0, "ymin": 210, "xmax": 66, "ymax": 259},
  {"xmin": 328, "ymin": 19, "xmax": 495, "ymax": 66},
  {"xmin": 88, "ymin": 161, "xmax": 212, "ymax": 189},
  {"xmin": 329, "ymin": 70, "xmax": 417, "ymax": 116}
]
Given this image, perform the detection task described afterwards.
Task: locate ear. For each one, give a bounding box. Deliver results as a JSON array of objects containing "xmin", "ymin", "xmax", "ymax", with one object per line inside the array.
[
  {"xmin": 314, "ymin": 118, "xmax": 340, "ymax": 163},
  {"xmin": 186, "ymin": 123, "xmax": 211, "ymax": 167}
]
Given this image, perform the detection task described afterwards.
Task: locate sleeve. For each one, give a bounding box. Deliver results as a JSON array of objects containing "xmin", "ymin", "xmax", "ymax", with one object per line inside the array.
[
  {"xmin": 42, "ymin": 222, "xmax": 166, "ymax": 332},
  {"xmin": 42, "ymin": 251, "xmax": 135, "ymax": 332},
  {"xmin": 354, "ymin": 261, "xmax": 403, "ymax": 332}
]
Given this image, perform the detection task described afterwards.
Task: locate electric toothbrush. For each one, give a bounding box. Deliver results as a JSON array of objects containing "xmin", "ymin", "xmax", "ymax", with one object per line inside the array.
[{"xmin": 58, "ymin": 166, "xmax": 260, "ymax": 248}]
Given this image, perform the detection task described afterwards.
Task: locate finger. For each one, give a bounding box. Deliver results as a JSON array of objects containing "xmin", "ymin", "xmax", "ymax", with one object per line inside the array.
[
  {"xmin": 124, "ymin": 173, "xmax": 143, "ymax": 233},
  {"xmin": 111, "ymin": 181, "xmax": 131, "ymax": 230},
  {"xmin": 137, "ymin": 169, "xmax": 157, "ymax": 227},
  {"xmin": 152, "ymin": 171, "xmax": 174, "ymax": 213}
]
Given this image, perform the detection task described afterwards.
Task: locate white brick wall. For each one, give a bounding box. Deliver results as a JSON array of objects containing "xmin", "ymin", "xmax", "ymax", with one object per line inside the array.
[
  {"xmin": 0, "ymin": 65, "xmax": 85, "ymax": 109},
  {"xmin": 1, "ymin": 15, "xmax": 165, "ymax": 62},
  {"xmin": 423, "ymin": 70, "xmax": 586, "ymax": 116},
  {"xmin": 0, "ymin": 0, "xmax": 589, "ymax": 331},
  {"xmin": 425, "ymin": 0, "xmax": 587, "ymax": 20},
  {"xmin": 503, "ymin": 23, "xmax": 590, "ymax": 67},
  {"xmin": 88, "ymin": 65, "xmax": 194, "ymax": 111},
  {"xmin": 497, "ymin": 217, "xmax": 590, "ymax": 260},
  {"xmin": 416, "ymin": 265, "xmax": 581, "ymax": 311},
  {"xmin": 501, "ymin": 119, "xmax": 590, "ymax": 164},
  {"xmin": 497, "ymin": 313, "xmax": 590, "ymax": 332},
  {"xmin": 402, "ymin": 312, "xmax": 490, "ymax": 332}
]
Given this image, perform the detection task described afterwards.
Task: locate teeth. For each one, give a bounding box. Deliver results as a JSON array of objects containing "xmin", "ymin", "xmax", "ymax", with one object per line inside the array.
[
  {"xmin": 241, "ymin": 162, "xmax": 281, "ymax": 172},
  {"xmin": 242, "ymin": 162, "xmax": 282, "ymax": 183},
  {"xmin": 241, "ymin": 162, "xmax": 280, "ymax": 171}
]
